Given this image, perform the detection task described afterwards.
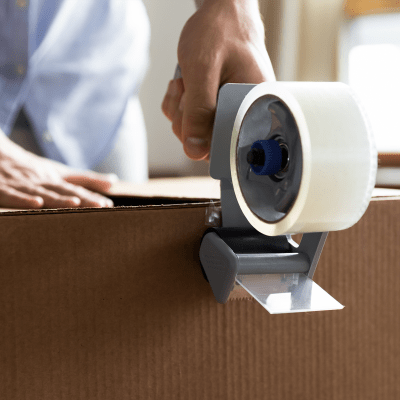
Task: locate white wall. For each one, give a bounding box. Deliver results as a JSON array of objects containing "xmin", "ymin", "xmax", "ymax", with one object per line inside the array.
[{"xmin": 139, "ymin": 0, "xmax": 209, "ymax": 177}]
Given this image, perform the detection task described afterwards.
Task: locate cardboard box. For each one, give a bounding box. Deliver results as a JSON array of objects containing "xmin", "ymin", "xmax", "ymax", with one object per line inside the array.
[
  {"xmin": 377, "ymin": 153, "xmax": 400, "ymax": 188},
  {"xmin": 1, "ymin": 177, "xmax": 399, "ymax": 400}
]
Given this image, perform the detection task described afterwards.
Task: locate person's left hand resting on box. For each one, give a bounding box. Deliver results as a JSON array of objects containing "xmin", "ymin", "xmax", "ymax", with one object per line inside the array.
[{"xmin": 0, "ymin": 133, "xmax": 115, "ymax": 209}]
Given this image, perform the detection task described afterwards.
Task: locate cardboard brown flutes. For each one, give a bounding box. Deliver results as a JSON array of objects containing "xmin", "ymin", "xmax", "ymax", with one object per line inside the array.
[{"xmin": 1, "ymin": 177, "xmax": 399, "ymax": 400}]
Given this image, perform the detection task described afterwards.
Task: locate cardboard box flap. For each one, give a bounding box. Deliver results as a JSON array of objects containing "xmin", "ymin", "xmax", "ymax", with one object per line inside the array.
[
  {"xmin": 372, "ymin": 188, "xmax": 400, "ymax": 198},
  {"xmin": 110, "ymin": 176, "xmax": 221, "ymax": 199},
  {"xmin": 0, "ymin": 199, "xmax": 216, "ymax": 217},
  {"xmin": 0, "ymin": 177, "xmax": 399, "ymax": 214},
  {"xmin": 0, "ymin": 177, "xmax": 220, "ymax": 214}
]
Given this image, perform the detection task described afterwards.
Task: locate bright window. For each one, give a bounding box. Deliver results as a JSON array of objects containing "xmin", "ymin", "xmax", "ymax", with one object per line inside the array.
[{"xmin": 340, "ymin": 13, "xmax": 400, "ymax": 153}]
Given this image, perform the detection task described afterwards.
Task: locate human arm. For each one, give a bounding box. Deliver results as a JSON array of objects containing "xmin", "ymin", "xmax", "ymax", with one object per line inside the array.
[
  {"xmin": 162, "ymin": 0, "xmax": 275, "ymax": 160},
  {"xmin": 0, "ymin": 132, "xmax": 115, "ymax": 209}
]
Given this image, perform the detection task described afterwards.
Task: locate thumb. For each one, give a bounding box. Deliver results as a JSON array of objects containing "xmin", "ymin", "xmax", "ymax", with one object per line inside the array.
[{"xmin": 181, "ymin": 65, "xmax": 220, "ymax": 160}]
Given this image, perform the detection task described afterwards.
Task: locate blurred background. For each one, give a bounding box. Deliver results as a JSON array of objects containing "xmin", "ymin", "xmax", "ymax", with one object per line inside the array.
[{"xmin": 141, "ymin": 0, "xmax": 400, "ymax": 182}]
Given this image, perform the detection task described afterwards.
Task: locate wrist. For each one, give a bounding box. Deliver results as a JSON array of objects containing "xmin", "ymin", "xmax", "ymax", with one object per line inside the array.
[
  {"xmin": 201, "ymin": 0, "xmax": 262, "ymax": 17},
  {"xmin": 199, "ymin": 0, "xmax": 265, "ymax": 43},
  {"xmin": 201, "ymin": 0, "xmax": 259, "ymax": 7}
]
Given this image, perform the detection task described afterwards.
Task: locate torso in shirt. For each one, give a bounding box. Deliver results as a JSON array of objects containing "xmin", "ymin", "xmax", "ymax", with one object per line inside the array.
[{"xmin": 0, "ymin": 0, "xmax": 150, "ymax": 169}]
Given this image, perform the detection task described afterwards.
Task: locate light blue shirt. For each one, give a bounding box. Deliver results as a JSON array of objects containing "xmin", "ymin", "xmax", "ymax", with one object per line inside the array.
[{"xmin": 0, "ymin": 0, "xmax": 150, "ymax": 169}]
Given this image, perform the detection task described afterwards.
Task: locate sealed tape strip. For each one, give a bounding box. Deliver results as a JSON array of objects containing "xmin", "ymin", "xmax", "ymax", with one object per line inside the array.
[
  {"xmin": 236, "ymin": 273, "xmax": 344, "ymax": 314},
  {"xmin": 205, "ymin": 178, "xmax": 222, "ymax": 227},
  {"xmin": 205, "ymin": 200, "xmax": 222, "ymax": 227}
]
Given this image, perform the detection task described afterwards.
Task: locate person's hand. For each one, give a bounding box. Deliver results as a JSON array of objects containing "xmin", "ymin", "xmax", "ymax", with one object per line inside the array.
[
  {"xmin": 0, "ymin": 134, "xmax": 115, "ymax": 209},
  {"xmin": 162, "ymin": 0, "xmax": 275, "ymax": 160}
]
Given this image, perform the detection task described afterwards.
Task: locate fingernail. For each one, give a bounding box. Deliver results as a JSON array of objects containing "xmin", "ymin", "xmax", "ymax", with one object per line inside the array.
[
  {"xmin": 33, "ymin": 196, "xmax": 44, "ymax": 208},
  {"xmin": 106, "ymin": 173, "xmax": 119, "ymax": 183},
  {"xmin": 71, "ymin": 196, "xmax": 81, "ymax": 206},
  {"xmin": 106, "ymin": 198, "xmax": 114, "ymax": 207},
  {"xmin": 98, "ymin": 197, "xmax": 113, "ymax": 208},
  {"xmin": 184, "ymin": 137, "xmax": 209, "ymax": 159}
]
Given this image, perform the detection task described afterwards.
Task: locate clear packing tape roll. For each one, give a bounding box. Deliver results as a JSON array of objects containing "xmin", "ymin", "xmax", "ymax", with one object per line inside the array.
[{"xmin": 230, "ymin": 82, "xmax": 378, "ymax": 236}]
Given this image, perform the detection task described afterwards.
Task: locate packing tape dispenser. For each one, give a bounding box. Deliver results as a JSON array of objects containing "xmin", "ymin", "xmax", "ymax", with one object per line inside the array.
[
  {"xmin": 196, "ymin": 82, "xmax": 377, "ymax": 314},
  {"xmin": 173, "ymin": 2, "xmax": 376, "ymax": 314}
]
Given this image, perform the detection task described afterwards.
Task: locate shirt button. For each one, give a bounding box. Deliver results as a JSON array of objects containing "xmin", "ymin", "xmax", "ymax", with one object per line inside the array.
[
  {"xmin": 16, "ymin": 0, "xmax": 28, "ymax": 8},
  {"xmin": 42, "ymin": 131, "xmax": 53, "ymax": 143},
  {"xmin": 15, "ymin": 64, "xmax": 26, "ymax": 76}
]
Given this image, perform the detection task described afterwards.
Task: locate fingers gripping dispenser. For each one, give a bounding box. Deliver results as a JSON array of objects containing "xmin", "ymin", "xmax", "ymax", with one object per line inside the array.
[{"xmin": 199, "ymin": 82, "xmax": 377, "ymax": 314}]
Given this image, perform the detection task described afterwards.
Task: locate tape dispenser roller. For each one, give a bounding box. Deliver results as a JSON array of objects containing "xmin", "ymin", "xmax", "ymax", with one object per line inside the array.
[{"xmin": 198, "ymin": 82, "xmax": 377, "ymax": 314}]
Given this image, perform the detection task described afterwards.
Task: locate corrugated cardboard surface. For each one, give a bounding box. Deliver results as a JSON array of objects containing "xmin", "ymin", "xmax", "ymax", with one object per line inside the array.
[
  {"xmin": 379, "ymin": 153, "xmax": 400, "ymax": 168},
  {"xmin": 1, "ymin": 180, "xmax": 400, "ymax": 399}
]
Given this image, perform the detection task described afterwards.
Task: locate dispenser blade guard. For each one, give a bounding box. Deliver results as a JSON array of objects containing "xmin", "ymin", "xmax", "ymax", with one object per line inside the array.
[{"xmin": 236, "ymin": 273, "xmax": 344, "ymax": 314}]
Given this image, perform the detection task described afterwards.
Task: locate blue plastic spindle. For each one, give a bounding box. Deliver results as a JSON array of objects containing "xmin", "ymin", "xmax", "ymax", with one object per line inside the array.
[{"xmin": 247, "ymin": 140, "xmax": 282, "ymax": 175}]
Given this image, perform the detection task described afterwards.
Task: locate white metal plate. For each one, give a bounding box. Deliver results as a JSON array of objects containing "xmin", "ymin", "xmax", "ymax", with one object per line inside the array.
[{"xmin": 236, "ymin": 273, "xmax": 344, "ymax": 314}]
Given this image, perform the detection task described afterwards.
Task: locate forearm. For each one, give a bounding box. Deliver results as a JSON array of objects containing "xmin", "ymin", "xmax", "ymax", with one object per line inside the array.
[
  {"xmin": 200, "ymin": 0, "xmax": 259, "ymax": 6},
  {"xmin": 196, "ymin": 0, "xmax": 265, "ymax": 39},
  {"xmin": 200, "ymin": 0, "xmax": 260, "ymax": 12}
]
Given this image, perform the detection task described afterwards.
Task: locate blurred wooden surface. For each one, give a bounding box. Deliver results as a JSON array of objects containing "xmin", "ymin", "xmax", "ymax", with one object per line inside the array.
[{"xmin": 344, "ymin": 0, "xmax": 400, "ymax": 16}]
